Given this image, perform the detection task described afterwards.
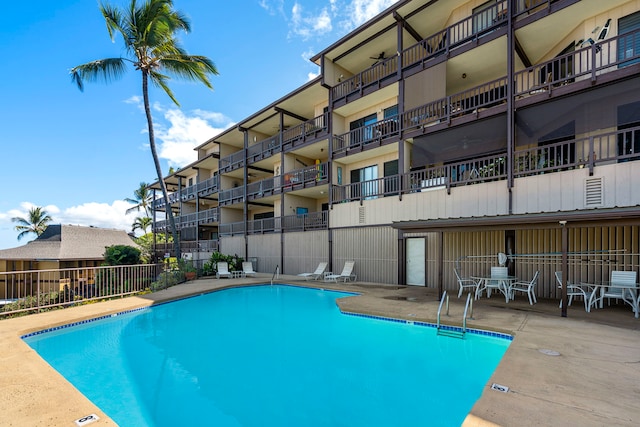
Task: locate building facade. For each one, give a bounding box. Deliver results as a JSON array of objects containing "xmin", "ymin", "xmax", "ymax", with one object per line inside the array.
[{"xmin": 152, "ymin": 0, "xmax": 640, "ymax": 300}]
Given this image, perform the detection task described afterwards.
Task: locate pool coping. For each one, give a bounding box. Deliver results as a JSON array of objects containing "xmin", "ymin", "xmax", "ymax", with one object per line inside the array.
[{"xmin": 2, "ymin": 276, "xmax": 640, "ymax": 426}]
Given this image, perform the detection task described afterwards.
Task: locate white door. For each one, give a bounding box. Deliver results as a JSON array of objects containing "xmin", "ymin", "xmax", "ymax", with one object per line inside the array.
[{"xmin": 406, "ymin": 238, "xmax": 425, "ymax": 286}]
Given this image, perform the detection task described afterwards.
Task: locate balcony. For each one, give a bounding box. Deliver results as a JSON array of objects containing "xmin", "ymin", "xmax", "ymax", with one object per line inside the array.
[
  {"xmin": 331, "ymin": 55, "xmax": 399, "ymax": 108},
  {"xmin": 152, "ymin": 207, "xmax": 219, "ymax": 232},
  {"xmin": 281, "ymin": 211, "xmax": 328, "ymax": 232},
  {"xmin": 218, "ymin": 187, "xmax": 244, "ymax": 206},
  {"xmin": 282, "ymin": 113, "xmax": 329, "ymax": 151},
  {"xmin": 247, "ymin": 176, "xmax": 281, "ymax": 201},
  {"xmin": 247, "ymin": 135, "xmax": 281, "ymax": 165},
  {"xmin": 220, "ymin": 150, "xmax": 245, "ymax": 174},
  {"xmin": 155, "ymin": 239, "xmax": 219, "ymax": 255},
  {"xmin": 333, "ymin": 115, "xmax": 399, "ymax": 156},
  {"xmin": 197, "ymin": 175, "xmax": 219, "ymax": 197},
  {"xmin": 219, "ymin": 221, "xmax": 245, "ymax": 237},
  {"xmin": 330, "ymin": 126, "xmax": 640, "ymax": 203},
  {"xmin": 282, "ymin": 162, "xmax": 329, "ymax": 191}
]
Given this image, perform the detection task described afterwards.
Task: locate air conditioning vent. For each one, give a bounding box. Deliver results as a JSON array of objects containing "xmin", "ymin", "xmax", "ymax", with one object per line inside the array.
[
  {"xmin": 359, "ymin": 206, "xmax": 365, "ymax": 224},
  {"xmin": 584, "ymin": 177, "xmax": 603, "ymax": 207}
]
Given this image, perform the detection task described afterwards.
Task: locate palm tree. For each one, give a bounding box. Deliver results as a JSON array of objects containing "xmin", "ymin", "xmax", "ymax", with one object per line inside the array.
[
  {"xmin": 125, "ymin": 182, "xmax": 153, "ymax": 216},
  {"xmin": 132, "ymin": 216, "xmax": 152, "ymax": 234},
  {"xmin": 12, "ymin": 207, "xmax": 53, "ymax": 241},
  {"xmin": 70, "ymin": 0, "xmax": 218, "ymax": 260}
]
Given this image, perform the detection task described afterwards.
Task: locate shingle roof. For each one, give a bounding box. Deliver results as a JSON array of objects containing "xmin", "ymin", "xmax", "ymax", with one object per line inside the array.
[{"xmin": 0, "ymin": 225, "xmax": 137, "ymax": 261}]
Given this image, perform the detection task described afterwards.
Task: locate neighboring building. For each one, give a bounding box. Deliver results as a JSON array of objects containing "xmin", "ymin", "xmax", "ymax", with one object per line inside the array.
[
  {"xmin": 152, "ymin": 0, "xmax": 640, "ymax": 299},
  {"xmin": 0, "ymin": 224, "xmax": 136, "ymax": 272}
]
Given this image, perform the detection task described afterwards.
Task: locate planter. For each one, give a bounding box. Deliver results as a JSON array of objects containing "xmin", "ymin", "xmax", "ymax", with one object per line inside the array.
[{"xmin": 185, "ymin": 272, "xmax": 196, "ymax": 281}]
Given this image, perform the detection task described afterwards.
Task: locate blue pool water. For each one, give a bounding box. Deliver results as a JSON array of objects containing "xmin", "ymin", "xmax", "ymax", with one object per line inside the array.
[{"xmin": 25, "ymin": 285, "xmax": 510, "ymax": 427}]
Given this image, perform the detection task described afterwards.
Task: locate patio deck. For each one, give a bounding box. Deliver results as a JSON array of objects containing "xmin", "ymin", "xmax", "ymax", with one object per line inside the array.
[{"xmin": 1, "ymin": 275, "xmax": 638, "ymax": 426}]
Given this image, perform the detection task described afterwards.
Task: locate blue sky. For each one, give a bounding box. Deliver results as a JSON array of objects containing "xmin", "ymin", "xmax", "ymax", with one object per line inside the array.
[{"xmin": 0, "ymin": 0, "xmax": 395, "ymax": 249}]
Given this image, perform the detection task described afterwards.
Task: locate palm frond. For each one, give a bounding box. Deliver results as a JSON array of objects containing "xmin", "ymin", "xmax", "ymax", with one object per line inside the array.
[
  {"xmin": 160, "ymin": 55, "xmax": 218, "ymax": 88},
  {"xmin": 149, "ymin": 71, "xmax": 179, "ymax": 105},
  {"xmin": 70, "ymin": 58, "xmax": 128, "ymax": 91}
]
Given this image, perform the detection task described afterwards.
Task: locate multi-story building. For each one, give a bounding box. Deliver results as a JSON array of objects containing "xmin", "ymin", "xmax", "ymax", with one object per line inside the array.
[{"xmin": 152, "ymin": 0, "xmax": 640, "ymax": 300}]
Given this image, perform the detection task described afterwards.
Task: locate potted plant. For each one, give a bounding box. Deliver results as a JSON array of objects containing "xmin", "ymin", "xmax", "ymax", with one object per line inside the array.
[{"xmin": 181, "ymin": 260, "xmax": 197, "ymax": 281}]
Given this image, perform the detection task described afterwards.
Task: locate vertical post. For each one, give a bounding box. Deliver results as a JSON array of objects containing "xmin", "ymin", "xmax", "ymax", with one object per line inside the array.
[
  {"xmin": 561, "ymin": 221, "xmax": 568, "ymax": 317},
  {"xmin": 506, "ymin": 0, "xmax": 514, "ymax": 214},
  {"xmin": 438, "ymin": 231, "xmax": 444, "ymax": 299}
]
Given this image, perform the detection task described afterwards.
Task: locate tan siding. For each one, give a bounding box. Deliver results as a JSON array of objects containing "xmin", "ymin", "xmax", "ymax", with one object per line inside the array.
[
  {"xmin": 219, "ymin": 236, "xmax": 244, "ymax": 259},
  {"xmin": 332, "ymin": 226, "xmax": 398, "ymax": 284},
  {"xmin": 247, "ymin": 234, "xmax": 281, "ymax": 274},
  {"xmin": 283, "ymin": 231, "xmax": 329, "ymax": 275}
]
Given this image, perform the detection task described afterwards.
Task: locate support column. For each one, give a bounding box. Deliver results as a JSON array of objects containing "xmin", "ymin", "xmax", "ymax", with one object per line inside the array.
[{"xmin": 561, "ymin": 221, "xmax": 568, "ymax": 317}]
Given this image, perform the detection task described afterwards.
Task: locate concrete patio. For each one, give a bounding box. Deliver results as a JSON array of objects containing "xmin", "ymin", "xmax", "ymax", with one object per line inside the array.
[{"xmin": 1, "ymin": 275, "xmax": 639, "ymax": 426}]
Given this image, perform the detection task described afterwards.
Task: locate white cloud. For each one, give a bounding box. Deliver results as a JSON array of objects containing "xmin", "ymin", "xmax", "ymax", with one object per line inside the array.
[
  {"xmin": 154, "ymin": 107, "xmax": 235, "ymax": 168},
  {"xmin": 259, "ymin": 0, "xmax": 284, "ymax": 15},
  {"xmin": 290, "ymin": 3, "xmax": 333, "ymax": 40},
  {"xmin": 307, "ymin": 71, "xmax": 319, "ymax": 81},
  {"xmin": 344, "ymin": 0, "xmax": 396, "ymax": 28}
]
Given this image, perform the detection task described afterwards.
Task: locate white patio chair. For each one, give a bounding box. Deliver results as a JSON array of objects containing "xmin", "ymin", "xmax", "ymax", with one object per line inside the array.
[
  {"xmin": 216, "ymin": 262, "xmax": 232, "ymax": 279},
  {"xmin": 597, "ymin": 270, "xmax": 637, "ymax": 309},
  {"xmin": 511, "ymin": 271, "xmax": 539, "ymax": 305},
  {"xmin": 554, "ymin": 271, "xmax": 594, "ymax": 311},
  {"xmin": 476, "ymin": 266, "xmax": 509, "ymax": 301},
  {"xmin": 324, "ymin": 261, "xmax": 356, "ymax": 283},
  {"xmin": 242, "ymin": 262, "xmax": 257, "ymax": 277},
  {"xmin": 454, "ymin": 267, "xmax": 477, "ymax": 298},
  {"xmin": 297, "ymin": 262, "xmax": 327, "ymax": 281}
]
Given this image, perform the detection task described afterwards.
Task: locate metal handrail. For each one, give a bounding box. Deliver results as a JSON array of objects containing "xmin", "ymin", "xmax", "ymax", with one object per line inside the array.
[
  {"xmin": 271, "ymin": 265, "xmax": 279, "ymax": 285},
  {"xmin": 436, "ymin": 290, "xmax": 448, "ymax": 330},
  {"xmin": 462, "ymin": 293, "xmax": 474, "ymax": 334}
]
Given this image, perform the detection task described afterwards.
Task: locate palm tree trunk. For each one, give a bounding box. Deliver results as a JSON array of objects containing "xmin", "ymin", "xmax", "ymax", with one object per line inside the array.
[{"xmin": 142, "ymin": 71, "xmax": 181, "ymax": 260}]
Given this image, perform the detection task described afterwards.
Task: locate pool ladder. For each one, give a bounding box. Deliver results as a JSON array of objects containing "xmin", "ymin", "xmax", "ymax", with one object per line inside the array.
[
  {"xmin": 270, "ymin": 265, "xmax": 279, "ymax": 285},
  {"xmin": 437, "ymin": 291, "xmax": 474, "ymax": 339}
]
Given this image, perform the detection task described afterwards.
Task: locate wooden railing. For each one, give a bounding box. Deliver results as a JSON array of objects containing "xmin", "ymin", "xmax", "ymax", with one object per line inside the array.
[
  {"xmin": 333, "ymin": 115, "xmax": 399, "ymax": 155},
  {"xmin": 282, "ymin": 113, "xmax": 329, "ymax": 149},
  {"xmin": 219, "ymin": 150, "xmax": 245, "ymax": 173},
  {"xmin": 247, "ymin": 135, "xmax": 281, "ymax": 164},
  {"xmin": 247, "ymin": 176, "xmax": 281, "ymax": 200},
  {"xmin": 282, "ymin": 162, "xmax": 329, "ymax": 189},
  {"xmin": 281, "ymin": 211, "xmax": 328, "ymax": 231},
  {"xmin": 218, "ymin": 187, "xmax": 244, "ymax": 205},
  {"xmin": 219, "ymin": 221, "xmax": 246, "ymax": 236},
  {"xmin": 197, "ymin": 175, "xmax": 219, "ymax": 197},
  {"xmin": 331, "ymin": 54, "xmax": 398, "ymax": 101},
  {"xmin": 155, "ymin": 240, "xmax": 219, "ymax": 255},
  {"xmin": 153, "ymin": 208, "xmax": 219, "ymax": 231}
]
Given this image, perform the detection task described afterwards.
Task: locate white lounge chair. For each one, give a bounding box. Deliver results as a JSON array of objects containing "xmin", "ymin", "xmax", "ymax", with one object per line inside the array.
[
  {"xmin": 216, "ymin": 262, "xmax": 232, "ymax": 279},
  {"xmin": 324, "ymin": 261, "xmax": 356, "ymax": 283},
  {"xmin": 454, "ymin": 267, "xmax": 477, "ymax": 298},
  {"xmin": 242, "ymin": 262, "xmax": 256, "ymax": 277},
  {"xmin": 554, "ymin": 271, "xmax": 595, "ymax": 311},
  {"xmin": 297, "ymin": 262, "xmax": 327, "ymax": 281},
  {"xmin": 511, "ymin": 271, "xmax": 539, "ymax": 305}
]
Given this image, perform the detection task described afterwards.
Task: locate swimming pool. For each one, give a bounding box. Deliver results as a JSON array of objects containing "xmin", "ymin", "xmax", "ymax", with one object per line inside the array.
[{"xmin": 24, "ymin": 285, "xmax": 511, "ymax": 426}]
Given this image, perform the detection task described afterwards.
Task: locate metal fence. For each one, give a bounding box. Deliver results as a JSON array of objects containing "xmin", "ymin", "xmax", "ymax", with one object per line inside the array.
[{"xmin": 0, "ymin": 264, "xmax": 167, "ymax": 318}]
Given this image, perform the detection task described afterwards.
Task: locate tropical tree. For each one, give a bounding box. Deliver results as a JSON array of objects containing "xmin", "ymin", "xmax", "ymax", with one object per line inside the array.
[
  {"xmin": 70, "ymin": 0, "xmax": 218, "ymax": 260},
  {"xmin": 132, "ymin": 216, "xmax": 152, "ymax": 234},
  {"xmin": 125, "ymin": 182, "xmax": 153, "ymax": 216},
  {"xmin": 12, "ymin": 206, "xmax": 53, "ymax": 241}
]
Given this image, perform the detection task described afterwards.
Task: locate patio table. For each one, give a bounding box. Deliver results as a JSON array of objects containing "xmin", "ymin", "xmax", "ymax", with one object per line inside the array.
[
  {"xmin": 472, "ymin": 275, "xmax": 518, "ymax": 303},
  {"xmin": 581, "ymin": 281, "xmax": 640, "ymax": 318}
]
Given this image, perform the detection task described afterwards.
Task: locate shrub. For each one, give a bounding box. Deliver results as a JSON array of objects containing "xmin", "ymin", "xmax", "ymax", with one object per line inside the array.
[
  {"xmin": 103, "ymin": 245, "xmax": 141, "ymax": 266},
  {"xmin": 203, "ymin": 252, "xmax": 244, "ymax": 274}
]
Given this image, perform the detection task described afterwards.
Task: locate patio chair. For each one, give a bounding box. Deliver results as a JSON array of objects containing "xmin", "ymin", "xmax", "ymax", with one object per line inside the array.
[
  {"xmin": 216, "ymin": 262, "xmax": 232, "ymax": 279},
  {"xmin": 242, "ymin": 262, "xmax": 257, "ymax": 277},
  {"xmin": 554, "ymin": 271, "xmax": 595, "ymax": 311},
  {"xmin": 597, "ymin": 270, "xmax": 637, "ymax": 308},
  {"xmin": 297, "ymin": 262, "xmax": 327, "ymax": 281},
  {"xmin": 454, "ymin": 267, "xmax": 477, "ymax": 298},
  {"xmin": 324, "ymin": 261, "xmax": 356, "ymax": 283},
  {"xmin": 476, "ymin": 266, "xmax": 509, "ymax": 302},
  {"xmin": 511, "ymin": 271, "xmax": 539, "ymax": 305}
]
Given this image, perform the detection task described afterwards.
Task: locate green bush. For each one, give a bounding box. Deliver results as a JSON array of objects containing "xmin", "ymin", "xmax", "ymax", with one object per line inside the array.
[
  {"xmin": 103, "ymin": 245, "xmax": 141, "ymax": 266},
  {"xmin": 149, "ymin": 270, "xmax": 185, "ymax": 291},
  {"xmin": 203, "ymin": 252, "xmax": 244, "ymax": 275}
]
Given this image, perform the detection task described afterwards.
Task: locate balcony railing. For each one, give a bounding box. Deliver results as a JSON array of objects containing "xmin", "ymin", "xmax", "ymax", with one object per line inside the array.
[
  {"xmin": 218, "ymin": 187, "xmax": 244, "ymax": 206},
  {"xmin": 515, "ymin": 28, "xmax": 640, "ymax": 98},
  {"xmin": 247, "ymin": 135, "xmax": 281, "ymax": 164},
  {"xmin": 283, "ymin": 162, "xmax": 329, "ymax": 189},
  {"xmin": 220, "ymin": 150, "xmax": 245, "ymax": 173},
  {"xmin": 281, "ymin": 211, "xmax": 328, "ymax": 232},
  {"xmin": 154, "ymin": 240, "xmax": 219, "ymax": 255},
  {"xmin": 283, "ymin": 113, "xmax": 329, "ymax": 149},
  {"xmin": 331, "ymin": 55, "xmax": 399, "ymax": 102},
  {"xmin": 153, "ymin": 208, "xmax": 219, "ymax": 232},
  {"xmin": 333, "ymin": 115, "xmax": 399, "ymax": 155},
  {"xmin": 247, "ymin": 176, "xmax": 281, "ymax": 200},
  {"xmin": 330, "ymin": 126, "xmax": 640, "ymax": 203},
  {"xmin": 247, "ymin": 217, "xmax": 279, "ymax": 234},
  {"xmin": 197, "ymin": 175, "xmax": 219, "ymax": 197},
  {"xmin": 219, "ymin": 221, "xmax": 246, "ymax": 237}
]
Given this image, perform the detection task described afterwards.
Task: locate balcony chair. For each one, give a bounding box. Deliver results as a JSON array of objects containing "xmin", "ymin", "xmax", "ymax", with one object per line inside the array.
[
  {"xmin": 324, "ymin": 261, "xmax": 357, "ymax": 283},
  {"xmin": 216, "ymin": 262, "xmax": 232, "ymax": 279},
  {"xmin": 242, "ymin": 262, "xmax": 257, "ymax": 277},
  {"xmin": 454, "ymin": 267, "xmax": 478, "ymax": 298},
  {"xmin": 511, "ymin": 271, "xmax": 540, "ymax": 305},
  {"xmin": 297, "ymin": 262, "xmax": 328, "ymax": 281},
  {"xmin": 554, "ymin": 271, "xmax": 595, "ymax": 311}
]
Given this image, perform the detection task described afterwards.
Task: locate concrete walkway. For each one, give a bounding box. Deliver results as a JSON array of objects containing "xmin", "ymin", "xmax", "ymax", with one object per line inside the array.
[{"xmin": 1, "ymin": 275, "xmax": 639, "ymax": 426}]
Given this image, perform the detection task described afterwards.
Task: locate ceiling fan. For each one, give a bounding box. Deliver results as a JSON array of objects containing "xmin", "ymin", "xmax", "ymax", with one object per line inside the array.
[{"xmin": 370, "ymin": 52, "xmax": 386, "ymax": 66}]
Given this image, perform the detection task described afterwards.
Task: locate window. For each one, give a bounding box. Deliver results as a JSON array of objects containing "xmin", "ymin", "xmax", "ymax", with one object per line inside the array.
[
  {"xmin": 618, "ymin": 11, "xmax": 640, "ymax": 68},
  {"xmin": 350, "ymin": 164, "xmax": 378, "ymax": 199},
  {"xmin": 617, "ymin": 101, "xmax": 640, "ymax": 162},
  {"xmin": 383, "ymin": 160, "xmax": 399, "ymax": 196},
  {"xmin": 188, "ymin": 177, "xmax": 194, "ymax": 187},
  {"xmin": 349, "ymin": 113, "xmax": 377, "ymax": 145}
]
